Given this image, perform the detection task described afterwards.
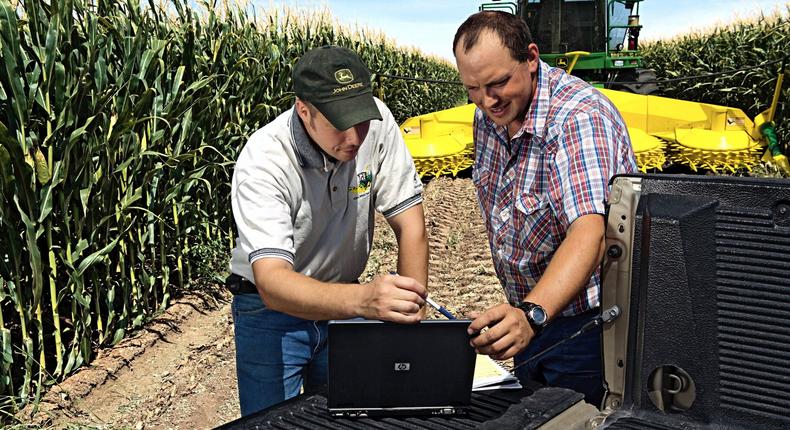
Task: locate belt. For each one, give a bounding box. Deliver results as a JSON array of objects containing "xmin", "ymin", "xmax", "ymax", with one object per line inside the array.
[{"xmin": 225, "ymin": 274, "xmax": 258, "ymax": 295}]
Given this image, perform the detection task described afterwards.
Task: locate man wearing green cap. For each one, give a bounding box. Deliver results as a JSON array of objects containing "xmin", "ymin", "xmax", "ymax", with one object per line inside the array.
[{"xmin": 227, "ymin": 45, "xmax": 429, "ymax": 416}]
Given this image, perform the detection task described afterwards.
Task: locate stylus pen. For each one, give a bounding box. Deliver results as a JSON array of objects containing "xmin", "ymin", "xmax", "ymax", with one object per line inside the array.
[
  {"xmin": 390, "ymin": 271, "xmax": 456, "ymax": 320},
  {"xmin": 426, "ymin": 297, "xmax": 456, "ymax": 320}
]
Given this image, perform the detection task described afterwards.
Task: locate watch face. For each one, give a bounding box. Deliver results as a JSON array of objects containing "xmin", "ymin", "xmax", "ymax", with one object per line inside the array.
[{"xmin": 529, "ymin": 307, "xmax": 548, "ymax": 326}]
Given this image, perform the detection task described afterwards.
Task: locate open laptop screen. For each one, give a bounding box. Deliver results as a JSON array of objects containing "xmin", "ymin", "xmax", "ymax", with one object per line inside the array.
[{"xmin": 327, "ymin": 319, "xmax": 476, "ymax": 417}]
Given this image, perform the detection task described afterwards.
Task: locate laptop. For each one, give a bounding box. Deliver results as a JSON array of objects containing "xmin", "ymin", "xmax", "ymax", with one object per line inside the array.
[{"xmin": 327, "ymin": 319, "xmax": 476, "ymax": 418}]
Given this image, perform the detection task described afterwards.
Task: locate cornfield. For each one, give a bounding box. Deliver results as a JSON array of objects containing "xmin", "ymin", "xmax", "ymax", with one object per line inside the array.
[
  {"xmin": 642, "ymin": 5, "xmax": 789, "ymax": 143},
  {"xmin": 0, "ymin": 0, "xmax": 464, "ymax": 418}
]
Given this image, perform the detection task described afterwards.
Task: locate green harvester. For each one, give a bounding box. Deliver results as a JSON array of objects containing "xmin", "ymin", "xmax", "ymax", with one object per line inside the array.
[{"xmin": 480, "ymin": 0, "xmax": 657, "ymax": 94}]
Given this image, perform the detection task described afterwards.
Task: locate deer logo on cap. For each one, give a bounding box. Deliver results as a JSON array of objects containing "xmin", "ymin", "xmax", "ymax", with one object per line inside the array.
[{"xmin": 334, "ymin": 68, "xmax": 354, "ymax": 84}]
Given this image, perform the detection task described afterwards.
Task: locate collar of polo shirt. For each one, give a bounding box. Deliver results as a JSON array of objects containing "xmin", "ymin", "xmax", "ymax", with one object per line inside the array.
[{"xmin": 290, "ymin": 111, "xmax": 338, "ymax": 172}]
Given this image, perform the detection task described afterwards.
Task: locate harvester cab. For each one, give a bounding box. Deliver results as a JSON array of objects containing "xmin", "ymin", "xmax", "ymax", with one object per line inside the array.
[{"xmin": 480, "ymin": 0, "xmax": 657, "ymax": 94}]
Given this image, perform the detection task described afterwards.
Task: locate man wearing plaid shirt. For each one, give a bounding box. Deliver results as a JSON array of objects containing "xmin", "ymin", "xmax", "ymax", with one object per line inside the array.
[{"xmin": 453, "ymin": 11, "xmax": 637, "ymax": 406}]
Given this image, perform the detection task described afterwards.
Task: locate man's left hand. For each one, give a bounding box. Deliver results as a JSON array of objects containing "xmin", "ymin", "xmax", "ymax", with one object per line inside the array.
[{"xmin": 467, "ymin": 303, "xmax": 533, "ymax": 360}]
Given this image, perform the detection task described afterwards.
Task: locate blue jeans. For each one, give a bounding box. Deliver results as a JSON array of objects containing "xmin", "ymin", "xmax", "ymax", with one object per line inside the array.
[
  {"xmin": 514, "ymin": 309, "xmax": 604, "ymax": 407},
  {"xmin": 231, "ymin": 294, "xmax": 328, "ymax": 417}
]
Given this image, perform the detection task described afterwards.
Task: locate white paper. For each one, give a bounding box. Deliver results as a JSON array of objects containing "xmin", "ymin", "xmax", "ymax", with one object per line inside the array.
[{"xmin": 472, "ymin": 354, "xmax": 522, "ymax": 391}]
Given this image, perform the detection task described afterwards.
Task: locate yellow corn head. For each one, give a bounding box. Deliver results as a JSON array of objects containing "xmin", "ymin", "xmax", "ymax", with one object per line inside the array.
[
  {"xmin": 401, "ymin": 89, "xmax": 773, "ymax": 176},
  {"xmin": 401, "ymin": 103, "xmax": 476, "ymax": 177}
]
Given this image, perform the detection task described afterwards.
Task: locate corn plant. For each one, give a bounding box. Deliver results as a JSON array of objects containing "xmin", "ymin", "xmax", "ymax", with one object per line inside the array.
[
  {"xmin": 0, "ymin": 0, "xmax": 462, "ymax": 419},
  {"xmin": 642, "ymin": 6, "xmax": 789, "ymax": 142}
]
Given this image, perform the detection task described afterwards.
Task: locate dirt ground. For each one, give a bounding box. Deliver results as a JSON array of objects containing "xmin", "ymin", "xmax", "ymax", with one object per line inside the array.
[{"xmin": 23, "ymin": 176, "xmax": 508, "ymax": 429}]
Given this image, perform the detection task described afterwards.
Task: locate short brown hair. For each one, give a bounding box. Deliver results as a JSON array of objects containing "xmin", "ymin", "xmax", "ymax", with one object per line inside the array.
[{"xmin": 453, "ymin": 11, "xmax": 534, "ymax": 62}]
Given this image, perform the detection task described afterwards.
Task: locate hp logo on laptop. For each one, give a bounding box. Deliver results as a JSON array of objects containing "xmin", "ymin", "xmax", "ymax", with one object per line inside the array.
[{"xmin": 394, "ymin": 362, "xmax": 411, "ymax": 371}]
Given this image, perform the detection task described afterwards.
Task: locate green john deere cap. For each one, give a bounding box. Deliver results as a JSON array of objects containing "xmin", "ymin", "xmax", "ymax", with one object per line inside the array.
[{"xmin": 293, "ymin": 45, "xmax": 382, "ymax": 131}]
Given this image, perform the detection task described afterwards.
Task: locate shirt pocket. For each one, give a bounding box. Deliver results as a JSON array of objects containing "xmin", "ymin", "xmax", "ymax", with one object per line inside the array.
[{"xmin": 513, "ymin": 193, "xmax": 556, "ymax": 253}]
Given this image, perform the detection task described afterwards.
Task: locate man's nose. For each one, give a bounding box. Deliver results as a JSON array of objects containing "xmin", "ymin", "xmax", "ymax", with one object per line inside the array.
[
  {"xmin": 482, "ymin": 88, "xmax": 499, "ymax": 108},
  {"xmin": 344, "ymin": 128, "xmax": 363, "ymax": 145}
]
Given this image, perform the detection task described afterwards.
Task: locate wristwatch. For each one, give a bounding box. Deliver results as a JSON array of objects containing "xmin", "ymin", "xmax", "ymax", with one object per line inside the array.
[{"xmin": 516, "ymin": 301, "xmax": 549, "ymax": 336}]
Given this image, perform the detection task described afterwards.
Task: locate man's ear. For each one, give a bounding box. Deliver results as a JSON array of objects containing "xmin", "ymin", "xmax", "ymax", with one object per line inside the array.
[
  {"xmin": 295, "ymin": 99, "xmax": 310, "ymax": 122},
  {"xmin": 527, "ymin": 43, "xmax": 540, "ymax": 72}
]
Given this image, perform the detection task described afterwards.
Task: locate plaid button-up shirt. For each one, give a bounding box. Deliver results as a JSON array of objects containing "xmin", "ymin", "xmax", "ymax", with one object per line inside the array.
[{"xmin": 472, "ymin": 60, "xmax": 637, "ymax": 317}]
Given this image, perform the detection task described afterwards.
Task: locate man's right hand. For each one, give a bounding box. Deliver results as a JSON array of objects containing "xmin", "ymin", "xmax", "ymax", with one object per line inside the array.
[{"xmin": 356, "ymin": 274, "xmax": 426, "ymax": 323}]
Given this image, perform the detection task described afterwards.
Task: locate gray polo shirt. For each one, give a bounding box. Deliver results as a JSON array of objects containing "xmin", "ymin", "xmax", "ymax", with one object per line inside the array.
[{"xmin": 229, "ymin": 97, "xmax": 423, "ymax": 284}]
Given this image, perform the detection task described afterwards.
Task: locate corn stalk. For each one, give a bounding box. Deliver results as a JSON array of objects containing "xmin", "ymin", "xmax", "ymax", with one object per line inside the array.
[{"xmin": 643, "ymin": 6, "xmax": 789, "ymax": 142}]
